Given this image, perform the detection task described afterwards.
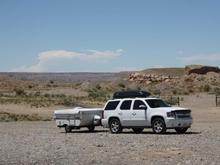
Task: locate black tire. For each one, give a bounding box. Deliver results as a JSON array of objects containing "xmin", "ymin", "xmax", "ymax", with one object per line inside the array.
[
  {"xmin": 65, "ymin": 125, "xmax": 72, "ymax": 133},
  {"xmin": 175, "ymin": 127, "xmax": 188, "ymax": 134},
  {"xmin": 132, "ymin": 128, "xmax": 144, "ymax": 134},
  {"xmin": 109, "ymin": 118, "xmax": 122, "ymax": 134},
  {"xmin": 152, "ymin": 118, "xmax": 166, "ymax": 134},
  {"xmin": 87, "ymin": 125, "xmax": 95, "ymax": 132}
]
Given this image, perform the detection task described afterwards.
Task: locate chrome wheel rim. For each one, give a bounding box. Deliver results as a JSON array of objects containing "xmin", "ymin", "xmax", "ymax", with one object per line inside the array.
[
  {"xmin": 111, "ymin": 120, "xmax": 120, "ymax": 133},
  {"xmin": 153, "ymin": 121, "xmax": 163, "ymax": 133}
]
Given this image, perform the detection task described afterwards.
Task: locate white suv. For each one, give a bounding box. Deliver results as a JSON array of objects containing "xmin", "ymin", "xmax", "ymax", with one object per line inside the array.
[{"xmin": 101, "ymin": 97, "xmax": 192, "ymax": 134}]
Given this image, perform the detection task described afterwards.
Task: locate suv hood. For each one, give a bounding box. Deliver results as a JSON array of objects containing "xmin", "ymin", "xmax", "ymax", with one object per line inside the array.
[{"xmin": 152, "ymin": 107, "xmax": 190, "ymax": 112}]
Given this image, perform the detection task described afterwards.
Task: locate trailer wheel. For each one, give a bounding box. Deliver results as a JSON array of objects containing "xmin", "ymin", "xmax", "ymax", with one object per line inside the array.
[
  {"xmin": 65, "ymin": 125, "xmax": 71, "ymax": 133},
  {"xmin": 87, "ymin": 126, "xmax": 95, "ymax": 132}
]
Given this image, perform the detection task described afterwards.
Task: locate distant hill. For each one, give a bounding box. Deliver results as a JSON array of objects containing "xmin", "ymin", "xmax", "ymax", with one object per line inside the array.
[
  {"xmin": 0, "ymin": 72, "xmax": 124, "ymax": 82},
  {"xmin": 140, "ymin": 68, "xmax": 185, "ymax": 77}
]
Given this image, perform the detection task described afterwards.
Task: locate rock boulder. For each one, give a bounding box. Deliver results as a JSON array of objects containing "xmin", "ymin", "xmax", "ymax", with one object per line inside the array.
[{"xmin": 185, "ymin": 65, "xmax": 220, "ymax": 75}]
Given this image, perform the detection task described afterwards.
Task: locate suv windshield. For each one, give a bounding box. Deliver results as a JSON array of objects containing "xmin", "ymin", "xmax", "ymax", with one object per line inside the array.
[{"xmin": 145, "ymin": 99, "xmax": 170, "ymax": 108}]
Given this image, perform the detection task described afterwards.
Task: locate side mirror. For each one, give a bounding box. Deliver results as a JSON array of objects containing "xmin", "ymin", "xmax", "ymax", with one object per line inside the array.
[{"xmin": 139, "ymin": 105, "xmax": 147, "ymax": 110}]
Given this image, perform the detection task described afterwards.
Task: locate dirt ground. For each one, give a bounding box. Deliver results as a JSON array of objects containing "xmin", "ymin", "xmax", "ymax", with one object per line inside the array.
[
  {"xmin": 0, "ymin": 94, "xmax": 220, "ymax": 165},
  {"xmin": 0, "ymin": 104, "xmax": 63, "ymax": 119}
]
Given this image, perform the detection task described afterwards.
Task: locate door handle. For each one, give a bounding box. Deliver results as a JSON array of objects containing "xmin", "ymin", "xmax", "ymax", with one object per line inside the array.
[
  {"xmin": 132, "ymin": 112, "xmax": 136, "ymax": 116},
  {"xmin": 118, "ymin": 112, "xmax": 122, "ymax": 115}
]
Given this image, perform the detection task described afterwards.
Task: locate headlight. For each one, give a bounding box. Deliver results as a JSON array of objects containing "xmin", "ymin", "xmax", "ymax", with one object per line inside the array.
[{"xmin": 167, "ymin": 112, "xmax": 176, "ymax": 118}]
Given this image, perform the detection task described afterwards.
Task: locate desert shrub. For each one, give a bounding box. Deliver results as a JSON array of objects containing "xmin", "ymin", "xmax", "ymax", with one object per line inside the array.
[
  {"xmin": 50, "ymin": 80, "xmax": 54, "ymax": 84},
  {"xmin": 188, "ymin": 88, "xmax": 194, "ymax": 93},
  {"xmin": 14, "ymin": 88, "xmax": 26, "ymax": 96},
  {"xmin": 87, "ymin": 88, "xmax": 108, "ymax": 101},
  {"xmin": 164, "ymin": 96, "xmax": 180, "ymax": 105},
  {"xmin": 172, "ymin": 89, "xmax": 177, "ymax": 95},
  {"xmin": 213, "ymin": 87, "xmax": 220, "ymax": 95},
  {"xmin": 96, "ymin": 84, "xmax": 102, "ymax": 90},
  {"xmin": 172, "ymin": 88, "xmax": 187, "ymax": 95},
  {"xmin": 28, "ymin": 85, "xmax": 33, "ymax": 89},
  {"xmin": 62, "ymin": 97, "xmax": 75, "ymax": 106},
  {"xmin": 34, "ymin": 91, "xmax": 41, "ymax": 96},
  {"xmin": 118, "ymin": 83, "xmax": 126, "ymax": 88},
  {"xmin": 203, "ymin": 84, "xmax": 210, "ymax": 92},
  {"xmin": 44, "ymin": 93, "xmax": 51, "ymax": 98},
  {"xmin": 183, "ymin": 91, "xmax": 189, "ymax": 95},
  {"xmin": 152, "ymin": 89, "xmax": 161, "ymax": 96},
  {"xmin": 56, "ymin": 94, "xmax": 66, "ymax": 98},
  {"xmin": 75, "ymin": 82, "xmax": 81, "ymax": 87}
]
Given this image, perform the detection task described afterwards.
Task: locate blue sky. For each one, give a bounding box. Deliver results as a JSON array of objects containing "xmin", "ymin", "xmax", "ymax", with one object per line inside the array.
[{"xmin": 0, "ymin": 0, "xmax": 220, "ymax": 72}]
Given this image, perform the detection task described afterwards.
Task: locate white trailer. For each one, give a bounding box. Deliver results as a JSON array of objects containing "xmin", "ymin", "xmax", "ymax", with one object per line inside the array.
[{"xmin": 54, "ymin": 107, "xmax": 103, "ymax": 133}]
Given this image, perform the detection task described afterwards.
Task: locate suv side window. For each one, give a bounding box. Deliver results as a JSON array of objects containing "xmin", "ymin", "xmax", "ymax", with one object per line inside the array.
[
  {"xmin": 104, "ymin": 101, "xmax": 120, "ymax": 110},
  {"xmin": 133, "ymin": 100, "xmax": 147, "ymax": 110},
  {"xmin": 120, "ymin": 100, "xmax": 132, "ymax": 110}
]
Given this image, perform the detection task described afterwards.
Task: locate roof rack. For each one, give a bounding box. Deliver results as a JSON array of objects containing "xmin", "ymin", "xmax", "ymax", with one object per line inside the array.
[{"xmin": 113, "ymin": 90, "xmax": 151, "ymax": 99}]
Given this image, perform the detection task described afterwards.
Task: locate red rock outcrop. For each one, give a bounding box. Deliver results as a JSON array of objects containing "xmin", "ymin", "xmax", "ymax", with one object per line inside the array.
[{"xmin": 185, "ymin": 65, "xmax": 220, "ymax": 75}]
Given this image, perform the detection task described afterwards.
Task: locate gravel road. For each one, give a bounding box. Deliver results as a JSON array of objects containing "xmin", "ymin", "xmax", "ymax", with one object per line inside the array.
[{"xmin": 0, "ymin": 121, "xmax": 220, "ymax": 165}]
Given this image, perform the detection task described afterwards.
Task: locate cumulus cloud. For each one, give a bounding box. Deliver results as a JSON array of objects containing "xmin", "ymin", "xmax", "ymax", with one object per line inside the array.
[
  {"xmin": 10, "ymin": 64, "xmax": 43, "ymax": 72},
  {"xmin": 179, "ymin": 53, "xmax": 220, "ymax": 65},
  {"xmin": 11, "ymin": 49, "xmax": 123, "ymax": 72},
  {"xmin": 38, "ymin": 50, "xmax": 81, "ymax": 61}
]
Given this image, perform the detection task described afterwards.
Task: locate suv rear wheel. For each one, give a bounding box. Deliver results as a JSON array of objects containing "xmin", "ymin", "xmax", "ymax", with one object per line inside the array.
[
  {"xmin": 109, "ymin": 118, "xmax": 122, "ymax": 134},
  {"xmin": 152, "ymin": 118, "xmax": 166, "ymax": 134}
]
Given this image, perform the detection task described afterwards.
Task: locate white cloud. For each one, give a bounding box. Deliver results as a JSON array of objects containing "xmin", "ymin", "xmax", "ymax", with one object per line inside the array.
[
  {"xmin": 38, "ymin": 50, "xmax": 81, "ymax": 61},
  {"xmin": 11, "ymin": 49, "xmax": 123, "ymax": 72},
  {"xmin": 79, "ymin": 49, "xmax": 122, "ymax": 61},
  {"xmin": 179, "ymin": 53, "xmax": 220, "ymax": 65},
  {"xmin": 10, "ymin": 64, "xmax": 45, "ymax": 72}
]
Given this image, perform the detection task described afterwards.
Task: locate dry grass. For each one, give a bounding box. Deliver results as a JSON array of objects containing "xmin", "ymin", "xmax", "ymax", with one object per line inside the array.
[{"xmin": 0, "ymin": 112, "xmax": 51, "ymax": 122}]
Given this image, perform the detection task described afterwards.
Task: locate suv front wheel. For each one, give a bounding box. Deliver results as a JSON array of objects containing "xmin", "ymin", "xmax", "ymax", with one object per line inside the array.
[
  {"xmin": 109, "ymin": 118, "xmax": 122, "ymax": 134},
  {"xmin": 152, "ymin": 118, "xmax": 166, "ymax": 134}
]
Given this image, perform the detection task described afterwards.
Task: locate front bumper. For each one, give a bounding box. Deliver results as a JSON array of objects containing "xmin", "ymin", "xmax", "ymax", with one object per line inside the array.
[{"xmin": 165, "ymin": 117, "xmax": 193, "ymax": 128}]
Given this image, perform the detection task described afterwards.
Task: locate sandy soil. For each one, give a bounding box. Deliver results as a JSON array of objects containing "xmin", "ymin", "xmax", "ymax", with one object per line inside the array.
[
  {"xmin": 0, "ymin": 104, "xmax": 64, "ymax": 118},
  {"xmin": 181, "ymin": 94, "xmax": 220, "ymax": 122},
  {"xmin": 0, "ymin": 94, "xmax": 220, "ymax": 165}
]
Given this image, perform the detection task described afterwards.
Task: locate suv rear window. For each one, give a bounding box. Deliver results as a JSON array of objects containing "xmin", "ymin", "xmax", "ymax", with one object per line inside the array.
[
  {"xmin": 120, "ymin": 100, "xmax": 132, "ymax": 110},
  {"xmin": 145, "ymin": 99, "xmax": 170, "ymax": 108},
  {"xmin": 104, "ymin": 101, "xmax": 120, "ymax": 110}
]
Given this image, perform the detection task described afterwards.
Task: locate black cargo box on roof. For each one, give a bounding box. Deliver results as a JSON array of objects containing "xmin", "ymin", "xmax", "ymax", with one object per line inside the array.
[{"xmin": 113, "ymin": 90, "xmax": 151, "ymax": 99}]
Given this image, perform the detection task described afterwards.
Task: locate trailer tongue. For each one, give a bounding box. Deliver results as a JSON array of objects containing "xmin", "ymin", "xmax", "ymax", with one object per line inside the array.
[{"xmin": 54, "ymin": 107, "xmax": 103, "ymax": 133}]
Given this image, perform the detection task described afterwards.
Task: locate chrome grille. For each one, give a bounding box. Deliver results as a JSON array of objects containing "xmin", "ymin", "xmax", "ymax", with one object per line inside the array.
[{"xmin": 174, "ymin": 110, "xmax": 191, "ymax": 118}]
